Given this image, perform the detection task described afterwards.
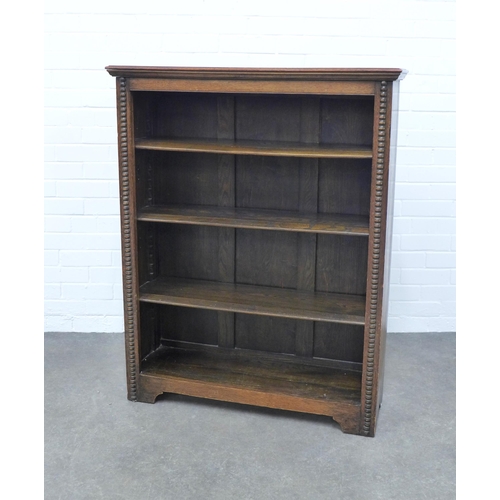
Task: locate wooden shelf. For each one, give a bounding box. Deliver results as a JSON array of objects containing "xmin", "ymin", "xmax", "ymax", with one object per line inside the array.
[
  {"xmin": 139, "ymin": 277, "xmax": 366, "ymax": 325},
  {"xmin": 135, "ymin": 137, "xmax": 373, "ymax": 159},
  {"xmin": 141, "ymin": 345, "xmax": 362, "ymax": 408},
  {"xmin": 137, "ymin": 205, "xmax": 370, "ymax": 236}
]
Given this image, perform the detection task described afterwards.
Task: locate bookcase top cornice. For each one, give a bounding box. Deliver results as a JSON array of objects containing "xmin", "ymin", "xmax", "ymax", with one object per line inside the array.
[{"xmin": 105, "ymin": 66, "xmax": 406, "ymax": 81}]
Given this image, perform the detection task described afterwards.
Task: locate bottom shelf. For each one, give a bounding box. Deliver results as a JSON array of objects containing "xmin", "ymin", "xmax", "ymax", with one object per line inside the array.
[{"xmin": 137, "ymin": 345, "xmax": 362, "ymax": 433}]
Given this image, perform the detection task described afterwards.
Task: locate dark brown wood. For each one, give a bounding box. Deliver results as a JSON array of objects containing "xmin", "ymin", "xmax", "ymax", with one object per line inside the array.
[
  {"xmin": 360, "ymin": 80, "xmax": 400, "ymax": 437},
  {"xmin": 106, "ymin": 66, "xmax": 404, "ymax": 98},
  {"xmin": 235, "ymin": 314, "xmax": 297, "ymax": 354},
  {"xmin": 296, "ymin": 97, "xmax": 320, "ymax": 357},
  {"xmin": 129, "ymin": 79, "xmax": 376, "ymax": 96},
  {"xmin": 296, "ymin": 232, "xmax": 316, "ymax": 358},
  {"xmin": 321, "ymin": 98, "xmax": 374, "ymax": 146},
  {"xmin": 115, "ymin": 78, "xmax": 142, "ymax": 402},
  {"xmin": 234, "ymin": 100, "xmax": 313, "ymax": 353},
  {"xmin": 378, "ymin": 80, "xmax": 400, "ymax": 410},
  {"xmin": 139, "ymin": 302, "xmax": 158, "ymax": 361},
  {"xmin": 217, "ymin": 312, "xmax": 235, "ymax": 349},
  {"xmin": 136, "ymin": 345, "xmax": 362, "ymax": 431},
  {"xmin": 141, "ymin": 345, "xmax": 362, "ymax": 403},
  {"xmin": 108, "ymin": 66, "xmax": 405, "ymax": 436},
  {"xmin": 154, "ymin": 93, "xmax": 219, "ymax": 139},
  {"xmin": 318, "ymin": 159, "xmax": 372, "ymax": 216},
  {"xmin": 216, "ymin": 95, "xmax": 236, "ymax": 349},
  {"xmin": 316, "ymin": 234, "xmax": 369, "ymax": 296},
  {"xmin": 157, "ymin": 224, "xmax": 220, "ymax": 282},
  {"xmin": 106, "ymin": 66, "xmax": 406, "ymax": 81},
  {"xmin": 160, "ymin": 338, "xmax": 362, "ymax": 372},
  {"xmin": 297, "ymin": 233, "xmax": 317, "ymax": 292},
  {"xmin": 236, "ymin": 156, "xmax": 300, "ymax": 210},
  {"xmin": 148, "ymin": 151, "xmax": 220, "ymax": 206},
  {"xmin": 139, "ymin": 277, "xmax": 366, "ymax": 325},
  {"xmin": 137, "ymin": 205, "xmax": 369, "ymax": 236},
  {"xmin": 135, "ymin": 137, "xmax": 372, "ymax": 158},
  {"xmin": 314, "ymin": 323, "xmax": 365, "ymax": 363},
  {"xmin": 157, "ymin": 305, "xmax": 219, "ymax": 346},
  {"xmin": 236, "ymin": 229, "xmax": 298, "ymax": 288}
]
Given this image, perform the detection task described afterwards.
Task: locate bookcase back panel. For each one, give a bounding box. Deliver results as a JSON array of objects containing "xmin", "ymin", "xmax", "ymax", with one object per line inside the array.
[
  {"xmin": 141, "ymin": 222, "xmax": 368, "ymax": 297},
  {"xmin": 139, "ymin": 303, "xmax": 220, "ymax": 353},
  {"xmin": 236, "ymin": 156, "xmax": 300, "ymax": 211},
  {"xmin": 136, "ymin": 151, "xmax": 220, "ymax": 209},
  {"xmin": 157, "ymin": 225, "xmax": 220, "ymax": 281},
  {"xmin": 155, "ymin": 152, "xmax": 220, "ymax": 206},
  {"xmin": 235, "ymin": 95, "xmax": 302, "ymax": 142},
  {"xmin": 140, "ymin": 302, "xmax": 365, "ymax": 366},
  {"xmin": 140, "ymin": 302, "xmax": 161, "ymax": 359},
  {"xmin": 136, "ymin": 153, "xmax": 373, "ymax": 222},
  {"xmin": 320, "ymin": 97, "xmax": 374, "ymax": 146},
  {"xmin": 137, "ymin": 222, "xmax": 158, "ymax": 286},
  {"xmin": 134, "ymin": 92, "xmax": 220, "ymax": 139},
  {"xmin": 134, "ymin": 92, "xmax": 374, "ymax": 149},
  {"xmin": 313, "ymin": 323, "xmax": 364, "ymax": 363},
  {"xmin": 316, "ymin": 234, "xmax": 368, "ymax": 296},
  {"xmin": 318, "ymin": 159, "xmax": 372, "ymax": 216},
  {"xmin": 140, "ymin": 301, "xmax": 364, "ymax": 365},
  {"xmin": 235, "ymin": 314, "xmax": 297, "ymax": 354},
  {"xmin": 159, "ymin": 305, "xmax": 219, "ymax": 346},
  {"xmin": 235, "ymin": 229, "xmax": 298, "ymax": 289},
  {"xmin": 234, "ymin": 95, "xmax": 374, "ymax": 147}
]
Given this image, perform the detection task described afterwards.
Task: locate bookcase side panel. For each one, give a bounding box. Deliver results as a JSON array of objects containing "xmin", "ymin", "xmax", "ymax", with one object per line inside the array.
[
  {"xmin": 116, "ymin": 78, "xmax": 141, "ymax": 401},
  {"xmin": 361, "ymin": 81, "xmax": 394, "ymax": 437},
  {"xmin": 378, "ymin": 80, "xmax": 400, "ymax": 414}
]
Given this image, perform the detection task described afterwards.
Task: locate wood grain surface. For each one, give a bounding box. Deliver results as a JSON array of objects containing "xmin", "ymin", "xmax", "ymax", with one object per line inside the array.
[
  {"xmin": 141, "ymin": 345, "xmax": 362, "ymax": 404},
  {"xmin": 139, "ymin": 277, "xmax": 366, "ymax": 325},
  {"xmin": 137, "ymin": 205, "xmax": 369, "ymax": 235},
  {"xmin": 135, "ymin": 137, "xmax": 373, "ymax": 158},
  {"xmin": 108, "ymin": 66, "xmax": 404, "ymax": 435}
]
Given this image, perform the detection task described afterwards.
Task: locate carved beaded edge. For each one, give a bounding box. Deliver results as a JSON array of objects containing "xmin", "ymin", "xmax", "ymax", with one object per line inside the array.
[
  {"xmin": 363, "ymin": 81, "xmax": 388, "ymax": 435},
  {"xmin": 118, "ymin": 77, "xmax": 138, "ymax": 401}
]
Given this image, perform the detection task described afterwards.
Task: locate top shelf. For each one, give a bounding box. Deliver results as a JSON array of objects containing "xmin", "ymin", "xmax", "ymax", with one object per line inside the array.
[{"xmin": 135, "ymin": 138, "xmax": 373, "ymax": 159}]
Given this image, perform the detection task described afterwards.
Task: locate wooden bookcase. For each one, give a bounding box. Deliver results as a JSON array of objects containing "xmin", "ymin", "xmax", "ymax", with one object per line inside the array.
[{"xmin": 106, "ymin": 67, "xmax": 405, "ymax": 436}]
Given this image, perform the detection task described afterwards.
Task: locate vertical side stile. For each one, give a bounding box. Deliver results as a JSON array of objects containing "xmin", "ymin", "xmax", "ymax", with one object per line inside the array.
[
  {"xmin": 362, "ymin": 81, "xmax": 393, "ymax": 436},
  {"xmin": 117, "ymin": 77, "xmax": 141, "ymax": 401}
]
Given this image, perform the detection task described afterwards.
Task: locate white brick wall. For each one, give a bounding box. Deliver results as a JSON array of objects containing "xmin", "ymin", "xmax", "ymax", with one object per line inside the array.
[{"xmin": 44, "ymin": 0, "xmax": 456, "ymax": 333}]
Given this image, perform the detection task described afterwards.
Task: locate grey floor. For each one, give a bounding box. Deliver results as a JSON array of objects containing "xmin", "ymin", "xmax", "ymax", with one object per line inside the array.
[{"xmin": 45, "ymin": 332, "xmax": 455, "ymax": 500}]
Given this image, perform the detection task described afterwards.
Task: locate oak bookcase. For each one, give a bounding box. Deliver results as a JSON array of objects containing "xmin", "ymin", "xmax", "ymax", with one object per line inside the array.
[{"xmin": 106, "ymin": 66, "xmax": 405, "ymax": 436}]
